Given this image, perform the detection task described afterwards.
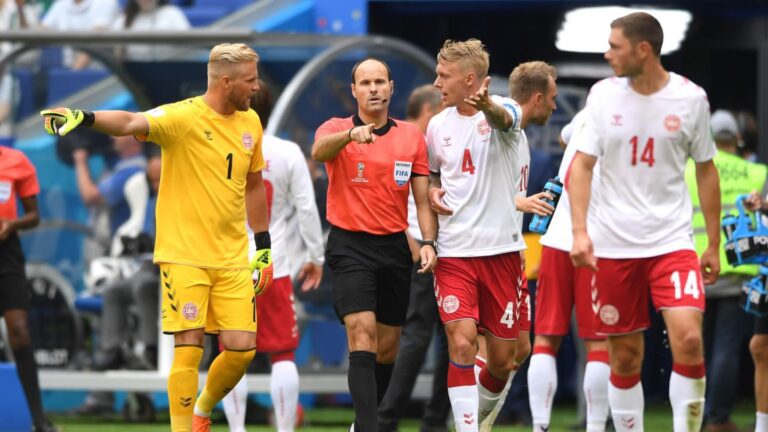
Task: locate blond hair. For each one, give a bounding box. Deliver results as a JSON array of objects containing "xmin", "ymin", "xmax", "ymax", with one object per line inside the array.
[
  {"xmin": 508, "ymin": 61, "xmax": 557, "ymax": 103},
  {"xmin": 207, "ymin": 43, "xmax": 259, "ymax": 79},
  {"xmin": 437, "ymin": 39, "xmax": 489, "ymax": 78}
]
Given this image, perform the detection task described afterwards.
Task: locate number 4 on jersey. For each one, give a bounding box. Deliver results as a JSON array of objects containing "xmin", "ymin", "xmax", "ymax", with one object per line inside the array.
[{"xmin": 462, "ymin": 148, "xmax": 476, "ymax": 175}]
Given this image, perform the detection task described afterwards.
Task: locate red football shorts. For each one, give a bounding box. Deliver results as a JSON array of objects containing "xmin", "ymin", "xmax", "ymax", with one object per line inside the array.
[
  {"xmin": 434, "ymin": 252, "xmax": 523, "ymax": 340},
  {"xmin": 256, "ymin": 276, "xmax": 299, "ymax": 352},
  {"xmin": 535, "ymin": 246, "xmax": 604, "ymax": 339},
  {"xmin": 593, "ymin": 250, "xmax": 705, "ymax": 335},
  {"xmin": 519, "ymin": 262, "xmax": 531, "ymax": 332}
]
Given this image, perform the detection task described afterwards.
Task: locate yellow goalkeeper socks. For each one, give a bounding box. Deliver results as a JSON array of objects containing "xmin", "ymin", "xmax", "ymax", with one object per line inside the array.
[
  {"xmin": 168, "ymin": 345, "xmax": 204, "ymax": 432},
  {"xmin": 194, "ymin": 348, "xmax": 256, "ymax": 416}
]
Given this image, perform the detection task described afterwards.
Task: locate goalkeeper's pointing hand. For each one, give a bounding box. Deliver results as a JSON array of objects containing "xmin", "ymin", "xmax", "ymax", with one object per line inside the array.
[{"xmin": 40, "ymin": 108, "xmax": 94, "ymax": 136}]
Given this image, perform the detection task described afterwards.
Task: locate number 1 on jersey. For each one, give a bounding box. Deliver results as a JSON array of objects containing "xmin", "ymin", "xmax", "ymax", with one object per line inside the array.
[
  {"xmin": 226, "ymin": 153, "xmax": 233, "ymax": 179},
  {"xmin": 462, "ymin": 149, "xmax": 476, "ymax": 175}
]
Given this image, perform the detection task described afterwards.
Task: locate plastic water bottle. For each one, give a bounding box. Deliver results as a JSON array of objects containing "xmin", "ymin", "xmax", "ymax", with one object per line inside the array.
[{"xmin": 528, "ymin": 177, "xmax": 563, "ymax": 234}]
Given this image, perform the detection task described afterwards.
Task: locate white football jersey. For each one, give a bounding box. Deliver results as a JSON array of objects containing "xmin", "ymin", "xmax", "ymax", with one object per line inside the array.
[
  {"xmin": 427, "ymin": 95, "xmax": 527, "ymax": 257},
  {"xmin": 574, "ymin": 73, "xmax": 716, "ymax": 258},
  {"xmin": 514, "ymin": 128, "xmax": 531, "ymax": 231},
  {"xmin": 540, "ymin": 110, "xmax": 601, "ymax": 252},
  {"xmin": 247, "ymin": 135, "xmax": 325, "ymax": 278}
]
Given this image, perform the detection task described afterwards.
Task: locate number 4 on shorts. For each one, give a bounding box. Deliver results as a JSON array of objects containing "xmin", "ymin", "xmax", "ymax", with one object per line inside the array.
[{"xmin": 500, "ymin": 302, "xmax": 515, "ymax": 328}]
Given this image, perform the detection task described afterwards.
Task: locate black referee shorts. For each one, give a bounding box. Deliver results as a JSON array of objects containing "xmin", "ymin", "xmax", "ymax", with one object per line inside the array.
[
  {"xmin": 0, "ymin": 234, "xmax": 30, "ymax": 312},
  {"xmin": 326, "ymin": 225, "xmax": 412, "ymax": 326}
]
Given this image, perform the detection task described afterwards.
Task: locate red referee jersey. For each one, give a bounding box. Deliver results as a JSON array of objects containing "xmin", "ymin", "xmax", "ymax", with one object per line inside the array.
[
  {"xmin": 0, "ymin": 147, "xmax": 40, "ymax": 220},
  {"xmin": 315, "ymin": 115, "xmax": 429, "ymax": 235}
]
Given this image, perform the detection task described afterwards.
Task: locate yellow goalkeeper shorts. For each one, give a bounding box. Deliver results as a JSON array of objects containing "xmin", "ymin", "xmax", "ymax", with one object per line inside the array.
[{"xmin": 159, "ymin": 263, "xmax": 257, "ymax": 334}]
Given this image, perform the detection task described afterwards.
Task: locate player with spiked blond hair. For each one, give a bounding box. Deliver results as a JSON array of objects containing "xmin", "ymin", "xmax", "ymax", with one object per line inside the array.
[{"xmin": 40, "ymin": 42, "xmax": 273, "ymax": 432}]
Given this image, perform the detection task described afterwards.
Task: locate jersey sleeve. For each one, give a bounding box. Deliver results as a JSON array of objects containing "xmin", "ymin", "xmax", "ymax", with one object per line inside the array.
[
  {"xmin": 689, "ymin": 94, "xmax": 717, "ymax": 163},
  {"xmin": 314, "ymin": 118, "xmax": 344, "ymax": 141},
  {"xmin": 141, "ymin": 102, "xmax": 191, "ymax": 147},
  {"xmin": 412, "ymin": 132, "xmax": 429, "ymax": 176},
  {"xmin": 573, "ymin": 98, "xmax": 604, "ymax": 158},
  {"xmin": 493, "ymin": 95, "xmax": 522, "ymax": 133},
  {"xmin": 16, "ymin": 154, "xmax": 40, "ymax": 198},
  {"xmin": 426, "ymin": 117, "xmax": 440, "ymax": 174},
  {"xmin": 249, "ymin": 117, "xmax": 266, "ymax": 173},
  {"xmin": 286, "ymin": 143, "xmax": 325, "ymax": 265}
]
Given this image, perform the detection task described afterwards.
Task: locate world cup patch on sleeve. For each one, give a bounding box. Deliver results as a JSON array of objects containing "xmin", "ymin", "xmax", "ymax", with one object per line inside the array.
[
  {"xmin": 393, "ymin": 161, "xmax": 412, "ymax": 186},
  {"xmin": 0, "ymin": 181, "xmax": 11, "ymax": 203}
]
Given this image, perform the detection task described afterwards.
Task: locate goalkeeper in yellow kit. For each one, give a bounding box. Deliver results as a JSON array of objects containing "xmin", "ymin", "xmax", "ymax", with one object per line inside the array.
[{"xmin": 41, "ymin": 43, "xmax": 273, "ymax": 432}]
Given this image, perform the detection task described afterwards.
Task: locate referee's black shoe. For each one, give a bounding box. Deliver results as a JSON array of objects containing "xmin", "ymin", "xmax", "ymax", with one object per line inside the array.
[{"xmin": 33, "ymin": 419, "xmax": 62, "ymax": 432}]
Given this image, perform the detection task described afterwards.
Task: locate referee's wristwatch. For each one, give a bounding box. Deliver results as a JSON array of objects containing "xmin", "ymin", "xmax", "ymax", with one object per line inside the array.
[{"xmin": 420, "ymin": 239, "xmax": 437, "ymax": 252}]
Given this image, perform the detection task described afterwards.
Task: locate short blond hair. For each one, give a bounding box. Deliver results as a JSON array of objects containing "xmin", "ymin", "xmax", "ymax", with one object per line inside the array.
[
  {"xmin": 437, "ymin": 39, "xmax": 489, "ymax": 78},
  {"xmin": 508, "ymin": 61, "xmax": 557, "ymax": 103},
  {"xmin": 208, "ymin": 43, "xmax": 259, "ymax": 78}
]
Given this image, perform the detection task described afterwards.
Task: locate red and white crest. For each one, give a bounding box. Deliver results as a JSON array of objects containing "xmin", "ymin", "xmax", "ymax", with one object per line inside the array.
[
  {"xmin": 664, "ymin": 114, "xmax": 681, "ymax": 132},
  {"xmin": 242, "ymin": 132, "xmax": 254, "ymax": 150}
]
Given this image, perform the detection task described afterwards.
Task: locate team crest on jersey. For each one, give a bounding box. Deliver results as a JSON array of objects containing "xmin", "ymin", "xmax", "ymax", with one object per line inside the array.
[
  {"xmin": 599, "ymin": 304, "xmax": 619, "ymax": 325},
  {"xmin": 664, "ymin": 114, "xmax": 681, "ymax": 132},
  {"xmin": 477, "ymin": 119, "xmax": 491, "ymax": 136},
  {"xmin": 182, "ymin": 302, "xmax": 198, "ymax": 321},
  {"xmin": 242, "ymin": 132, "xmax": 254, "ymax": 150},
  {"xmin": 393, "ymin": 161, "xmax": 412, "ymax": 186}
]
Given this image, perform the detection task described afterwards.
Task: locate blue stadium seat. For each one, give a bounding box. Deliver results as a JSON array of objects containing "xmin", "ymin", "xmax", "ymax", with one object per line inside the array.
[
  {"xmin": 46, "ymin": 68, "xmax": 110, "ymax": 105},
  {"xmin": 11, "ymin": 68, "xmax": 35, "ymax": 120},
  {"xmin": 183, "ymin": 6, "xmax": 230, "ymax": 27}
]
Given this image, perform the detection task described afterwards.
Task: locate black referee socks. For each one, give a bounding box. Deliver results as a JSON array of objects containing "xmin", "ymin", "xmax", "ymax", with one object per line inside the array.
[{"xmin": 348, "ymin": 351, "xmax": 377, "ymax": 431}]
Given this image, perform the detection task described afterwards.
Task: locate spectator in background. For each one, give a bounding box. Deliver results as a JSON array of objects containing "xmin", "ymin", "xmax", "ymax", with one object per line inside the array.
[
  {"xmin": 0, "ymin": 0, "xmax": 40, "ymax": 135},
  {"xmin": 72, "ymin": 135, "xmax": 146, "ymax": 250},
  {"xmin": 113, "ymin": 0, "xmax": 190, "ymax": 62},
  {"xmin": 95, "ymin": 152, "xmax": 161, "ymax": 371},
  {"xmin": 685, "ymin": 110, "xmax": 767, "ymax": 432},
  {"xmin": 0, "ymin": 146, "xmax": 60, "ymax": 432},
  {"xmin": 41, "ymin": 0, "xmax": 120, "ymax": 69}
]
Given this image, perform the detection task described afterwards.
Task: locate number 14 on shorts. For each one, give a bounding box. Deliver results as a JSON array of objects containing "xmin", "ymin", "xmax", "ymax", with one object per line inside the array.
[{"xmin": 670, "ymin": 270, "xmax": 700, "ymax": 299}]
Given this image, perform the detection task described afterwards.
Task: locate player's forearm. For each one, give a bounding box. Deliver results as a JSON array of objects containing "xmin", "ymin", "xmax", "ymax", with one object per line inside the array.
[
  {"xmin": 696, "ymin": 160, "xmax": 722, "ymax": 248},
  {"xmin": 311, "ymin": 130, "xmax": 351, "ymax": 162},
  {"xmin": 569, "ymin": 153, "xmax": 595, "ymax": 234},
  {"xmin": 482, "ymin": 101, "xmax": 513, "ymax": 130},
  {"xmin": 428, "ymin": 172, "xmax": 442, "ymax": 190},
  {"xmin": 413, "ymin": 176, "xmax": 438, "ymax": 240},
  {"xmin": 245, "ymin": 175, "xmax": 269, "ymax": 233},
  {"xmin": 92, "ymin": 111, "xmax": 149, "ymax": 137}
]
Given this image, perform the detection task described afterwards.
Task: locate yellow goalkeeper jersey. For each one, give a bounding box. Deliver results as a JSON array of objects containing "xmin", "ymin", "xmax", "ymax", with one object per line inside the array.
[{"xmin": 142, "ymin": 96, "xmax": 265, "ymax": 269}]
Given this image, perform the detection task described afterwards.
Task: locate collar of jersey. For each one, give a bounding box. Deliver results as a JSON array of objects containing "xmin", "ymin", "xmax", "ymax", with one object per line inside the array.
[{"xmin": 352, "ymin": 114, "xmax": 397, "ymax": 136}]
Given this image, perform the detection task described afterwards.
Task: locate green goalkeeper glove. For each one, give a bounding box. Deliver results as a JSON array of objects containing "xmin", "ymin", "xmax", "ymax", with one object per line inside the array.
[
  {"xmin": 250, "ymin": 232, "xmax": 273, "ymax": 296},
  {"xmin": 40, "ymin": 107, "xmax": 94, "ymax": 136}
]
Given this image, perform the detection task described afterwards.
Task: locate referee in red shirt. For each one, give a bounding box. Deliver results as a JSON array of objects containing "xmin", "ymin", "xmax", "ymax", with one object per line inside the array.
[
  {"xmin": 0, "ymin": 146, "xmax": 59, "ymax": 432},
  {"xmin": 312, "ymin": 58, "xmax": 438, "ymax": 432}
]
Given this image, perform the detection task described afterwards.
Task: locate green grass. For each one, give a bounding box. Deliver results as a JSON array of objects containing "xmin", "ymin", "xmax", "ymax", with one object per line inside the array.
[{"xmin": 49, "ymin": 402, "xmax": 758, "ymax": 431}]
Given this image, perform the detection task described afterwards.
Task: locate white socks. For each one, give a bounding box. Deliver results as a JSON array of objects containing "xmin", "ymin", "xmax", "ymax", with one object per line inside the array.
[
  {"xmin": 528, "ymin": 353, "xmax": 557, "ymax": 431},
  {"xmin": 756, "ymin": 412, "xmax": 768, "ymax": 432},
  {"xmin": 669, "ymin": 371, "xmax": 705, "ymax": 432},
  {"xmin": 222, "ymin": 376, "xmax": 248, "ymax": 432},
  {"xmin": 584, "ymin": 360, "xmax": 610, "ymax": 432},
  {"xmin": 609, "ymin": 376, "xmax": 644, "ymax": 432},
  {"xmin": 449, "ymin": 385, "xmax": 480, "ymax": 432},
  {"xmin": 271, "ymin": 360, "xmax": 299, "ymax": 432}
]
